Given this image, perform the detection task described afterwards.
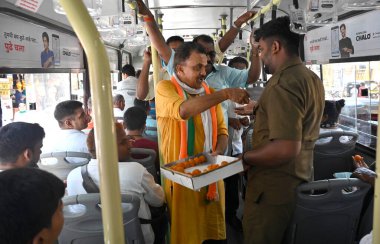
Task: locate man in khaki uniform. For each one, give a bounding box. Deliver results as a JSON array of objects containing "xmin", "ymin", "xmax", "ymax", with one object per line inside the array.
[{"xmin": 241, "ymin": 16, "xmax": 325, "ymax": 244}]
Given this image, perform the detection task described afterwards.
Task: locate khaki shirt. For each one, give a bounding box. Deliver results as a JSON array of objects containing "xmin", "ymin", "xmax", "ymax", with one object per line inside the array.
[{"xmin": 247, "ymin": 57, "xmax": 325, "ymax": 204}]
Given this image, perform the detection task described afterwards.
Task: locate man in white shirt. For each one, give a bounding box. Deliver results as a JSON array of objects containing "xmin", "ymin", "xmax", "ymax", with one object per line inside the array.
[
  {"xmin": 67, "ymin": 123, "xmax": 164, "ymax": 244},
  {"xmin": 113, "ymin": 94, "xmax": 125, "ymax": 119},
  {"xmin": 43, "ymin": 100, "xmax": 89, "ymax": 163},
  {"xmin": 0, "ymin": 122, "xmax": 45, "ymax": 170},
  {"xmin": 116, "ymin": 64, "xmax": 138, "ymax": 111}
]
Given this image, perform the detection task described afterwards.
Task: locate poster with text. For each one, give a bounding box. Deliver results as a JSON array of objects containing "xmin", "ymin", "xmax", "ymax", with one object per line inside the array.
[
  {"xmin": 0, "ymin": 13, "xmax": 84, "ymax": 69},
  {"xmin": 304, "ymin": 10, "xmax": 380, "ymax": 64}
]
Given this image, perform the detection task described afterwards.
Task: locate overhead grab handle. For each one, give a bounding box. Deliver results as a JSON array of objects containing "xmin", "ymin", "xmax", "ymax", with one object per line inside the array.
[{"xmin": 243, "ymin": 0, "xmax": 282, "ymax": 28}]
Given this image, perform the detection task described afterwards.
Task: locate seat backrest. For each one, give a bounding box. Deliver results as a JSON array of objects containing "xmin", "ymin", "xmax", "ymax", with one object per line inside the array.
[
  {"xmin": 143, "ymin": 126, "xmax": 158, "ymax": 142},
  {"xmin": 242, "ymin": 124, "xmax": 254, "ymax": 152},
  {"xmin": 285, "ymin": 178, "xmax": 371, "ymax": 244},
  {"xmin": 357, "ymin": 196, "xmax": 374, "ymax": 241},
  {"xmin": 313, "ymin": 130, "xmax": 358, "ymax": 180},
  {"xmin": 129, "ymin": 148, "xmax": 158, "ymax": 182},
  {"xmin": 38, "ymin": 151, "xmax": 91, "ymax": 180},
  {"xmin": 59, "ymin": 193, "xmax": 145, "ymax": 244}
]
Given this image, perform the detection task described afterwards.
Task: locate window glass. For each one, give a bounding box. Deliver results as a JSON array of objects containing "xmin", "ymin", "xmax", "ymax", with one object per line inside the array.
[
  {"xmin": 110, "ymin": 72, "xmax": 119, "ymax": 89},
  {"xmin": 322, "ymin": 61, "xmax": 380, "ymax": 148},
  {"xmin": 2, "ymin": 72, "xmax": 84, "ymax": 134},
  {"xmin": 71, "ymin": 72, "xmax": 84, "ymax": 102},
  {"xmin": 306, "ymin": 64, "xmax": 321, "ymax": 79}
]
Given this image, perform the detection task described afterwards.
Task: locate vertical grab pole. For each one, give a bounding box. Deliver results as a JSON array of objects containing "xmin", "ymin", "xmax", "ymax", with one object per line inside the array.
[
  {"xmin": 374, "ymin": 117, "xmax": 380, "ymax": 243},
  {"xmin": 152, "ymin": 10, "xmax": 161, "ymax": 87},
  {"xmin": 59, "ymin": 1, "xmax": 125, "ymax": 243}
]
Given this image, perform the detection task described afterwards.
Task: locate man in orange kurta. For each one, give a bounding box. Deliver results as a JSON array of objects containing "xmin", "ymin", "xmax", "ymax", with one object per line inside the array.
[{"xmin": 155, "ymin": 42, "xmax": 250, "ymax": 244}]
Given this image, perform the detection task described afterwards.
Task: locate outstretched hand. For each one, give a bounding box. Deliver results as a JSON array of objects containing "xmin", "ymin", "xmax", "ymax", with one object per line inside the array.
[
  {"xmin": 225, "ymin": 88, "xmax": 250, "ymax": 105},
  {"xmin": 235, "ymin": 100, "xmax": 257, "ymax": 115},
  {"xmin": 352, "ymin": 155, "xmax": 376, "ymax": 186},
  {"xmin": 239, "ymin": 117, "xmax": 250, "ymax": 126},
  {"xmin": 229, "ymin": 118, "xmax": 241, "ymax": 130},
  {"xmin": 352, "ymin": 155, "xmax": 369, "ymax": 169}
]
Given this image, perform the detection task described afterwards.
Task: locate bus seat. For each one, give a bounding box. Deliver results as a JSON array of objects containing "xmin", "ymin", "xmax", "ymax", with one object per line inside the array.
[
  {"xmin": 38, "ymin": 151, "xmax": 91, "ymax": 181},
  {"xmin": 313, "ymin": 131, "xmax": 358, "ymax": 180},
  {"xmin": 143, "ymin": 126, "xmax": 158, "ymax": 142},
  {"xmin": 242, "ymin": 123, "xmax": 254, "ymax": 152},
  {"xmin": 285, "ymin": 178, "xmax": 371, "ymax": 244},
  {"xmin": 357, "ymin": 196, "xmax": 374, "ymax": 241},
  {"xmin": 129, "ymin": 148, "xmax": 158, "ymax": 182},
  {"xmin": 59, "ymin": 193, "xmax": 145, "ymax": 244}
]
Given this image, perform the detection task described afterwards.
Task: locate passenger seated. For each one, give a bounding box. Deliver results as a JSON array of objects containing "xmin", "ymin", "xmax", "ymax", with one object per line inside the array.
[
  {"xmin": 66, "ymin": 122, "xmax": 164, "ymax": 244},
  {"xmin": 317, "ymin": 99, "xmax": 348, "ymax": 144},
  {"xmin": 42, "ymin": 100, "xmax": 89, "ymax": 163},
  {"xmin": 113, "ymin": 94, "xmax": 125, "ymax": 119},
  {"xmin": 123, "ymin": 106, "xmax": 160, "ymax": 181},
  {"xmin": 134, "ymin": 98, "xmax": 158, "ymax": 138},
  {"xmin": 0, "ymin": 122, "xmax": 45, "ymax": 170},
  {"xmin": 352, "ymin": 156, "xmax": 377, "ymax": 244},
  {"xmin": 0, "ymin": 167, "xmax": 65, "ymax": 244}
]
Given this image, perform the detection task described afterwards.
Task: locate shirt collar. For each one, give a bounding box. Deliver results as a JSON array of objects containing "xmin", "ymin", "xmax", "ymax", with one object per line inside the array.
[
  {"xmin": 206, "ymin": 64, "xmax": 219, "ymax": 78},
  {"xmin": 274, "ymin": 57, "xmax": 303, "ymax": 75}
]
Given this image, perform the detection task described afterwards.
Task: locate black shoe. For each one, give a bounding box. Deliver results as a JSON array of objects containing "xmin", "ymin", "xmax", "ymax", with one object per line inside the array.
[{"xmin": 227, "ymin": 215, "xmax": 243, "ymax": 232}]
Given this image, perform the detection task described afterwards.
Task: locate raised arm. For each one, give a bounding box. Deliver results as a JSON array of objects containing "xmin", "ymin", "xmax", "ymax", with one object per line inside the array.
[
  {"xmin": 136, "ymin": 50, "xmax": 152, "ymax": 100},
  {"xmin": 179, "ymin": 88, "xmax": 250, "ymax": 119},
  {"xmin": 218, "ymin": 11, "xmax": 255, "ymax": 53},
  {"xmin": 136, "ymin": 0, "xmax": 172, "ymax": 64},
  {"xmin": 247, "ymin": 35, "xmax": 261, "ymax": 84}
]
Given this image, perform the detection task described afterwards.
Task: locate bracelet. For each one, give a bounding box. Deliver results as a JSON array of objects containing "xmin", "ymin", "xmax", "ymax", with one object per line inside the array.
[
  {"xmin": 144, "ymin": 16, "xmax": 154, "ymax": 22},
  {"xmin": 232, "ymin": 22, "xmax": 241, "ymax": 30}
]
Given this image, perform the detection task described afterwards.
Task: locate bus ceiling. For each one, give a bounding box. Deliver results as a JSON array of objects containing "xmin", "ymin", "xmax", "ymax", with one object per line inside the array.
[{"xmin": 1, "ymin": 0, "xmax": 380, "ymax": 53}]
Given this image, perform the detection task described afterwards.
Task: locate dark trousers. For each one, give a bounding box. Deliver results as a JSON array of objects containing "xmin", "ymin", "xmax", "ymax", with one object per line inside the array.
[{"xmin": 224, "ymin": 173, "xmax": 240, "ymax": 219}]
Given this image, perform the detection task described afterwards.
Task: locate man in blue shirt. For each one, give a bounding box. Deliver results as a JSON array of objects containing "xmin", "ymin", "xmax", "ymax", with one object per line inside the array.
[{"xmin": 136, "ymin": 0, "xmax": 261, "ymax": 126}]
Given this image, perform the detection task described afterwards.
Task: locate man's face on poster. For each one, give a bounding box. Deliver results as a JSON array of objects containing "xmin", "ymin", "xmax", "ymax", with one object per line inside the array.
[
  {"xmin": 43, "ymin": 36, "xmax": 49, "ymax": 50},
  {"xmin": 340, "ymin": 26, "xmax": 346, "ymax": 38}
]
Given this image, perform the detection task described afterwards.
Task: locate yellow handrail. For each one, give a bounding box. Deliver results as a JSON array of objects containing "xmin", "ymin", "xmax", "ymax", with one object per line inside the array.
[
  {"xmin": 243, "ymin": 0, "xmax": 282, "ymax": 28},
  {"xmin": 374, "ymin": 113, "xmax": 379, "ymax": 243},
  {"xmin": 59, "ymin": 0, "xmax": 125, "ymax": 243}
]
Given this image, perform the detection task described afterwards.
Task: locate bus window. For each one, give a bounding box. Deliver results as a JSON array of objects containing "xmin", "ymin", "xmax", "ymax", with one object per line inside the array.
[
  {"xmin": 322, "ymin": 61, "xmax": 380, "ymax": 149},
  {"xmin": 306, "ymin": 64, "xmax": 321, "ymax": 79},
  {"xmin": 70, "ymin": 72, "xmax": 84, "ymax": 102},
  {"xmin": 1, "ymin": 72, "xmax": 85, "ymax": 135}
]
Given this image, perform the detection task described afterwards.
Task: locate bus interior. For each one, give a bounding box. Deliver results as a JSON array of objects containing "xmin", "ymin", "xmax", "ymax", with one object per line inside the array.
[{"xmin": 0, "ymin": 0, "xmax": 379, "ymax": 243}]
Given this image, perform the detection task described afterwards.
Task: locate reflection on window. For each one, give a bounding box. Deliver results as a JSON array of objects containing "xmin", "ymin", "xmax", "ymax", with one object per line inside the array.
[{"xmin": 322, "ymin": 61, "xmax": 380, "ymax": 149}]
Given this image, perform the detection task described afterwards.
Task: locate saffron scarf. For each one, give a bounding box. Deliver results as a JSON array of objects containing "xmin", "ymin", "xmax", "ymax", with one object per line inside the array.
[{"xmin": 171, "ymin": 75, "xmax": 219, "ymax": 201}]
